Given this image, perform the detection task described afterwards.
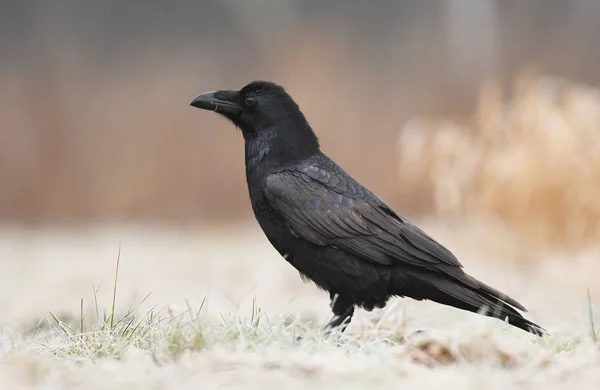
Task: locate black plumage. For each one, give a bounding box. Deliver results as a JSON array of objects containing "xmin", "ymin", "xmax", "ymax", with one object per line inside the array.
[{"xmin": 190, "ymin": 80, "xmax": 547, "ymax": 337}]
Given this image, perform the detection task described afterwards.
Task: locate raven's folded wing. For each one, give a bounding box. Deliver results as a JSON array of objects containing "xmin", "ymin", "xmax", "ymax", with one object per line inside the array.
[{"xmin": 264, "ymin": 168, "xmax": 471, "ymax": 280}]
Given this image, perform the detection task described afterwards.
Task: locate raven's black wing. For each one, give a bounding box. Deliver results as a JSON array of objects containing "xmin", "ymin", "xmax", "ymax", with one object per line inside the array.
[
  {"xmin": 264, "ymin": 163, "xmax": 529, "ymax": 312},
  {"xmin": 263, "ymin": 164, "xmax": 469, "ymax": 274},
  {"xmin": 263, "ymin": 162, "xmax": 539, "ymax": 328}
]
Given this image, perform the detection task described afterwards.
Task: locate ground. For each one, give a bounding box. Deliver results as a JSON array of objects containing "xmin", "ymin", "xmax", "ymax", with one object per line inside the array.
[{"xmin": 0, "ymin": 221, "xmax": 599, "ymax": 389}]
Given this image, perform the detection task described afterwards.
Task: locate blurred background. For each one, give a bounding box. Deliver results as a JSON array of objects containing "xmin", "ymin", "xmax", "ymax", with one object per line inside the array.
[{"xmin": 1, "ymin": 1, "xmax": 600, "ymax": 328}]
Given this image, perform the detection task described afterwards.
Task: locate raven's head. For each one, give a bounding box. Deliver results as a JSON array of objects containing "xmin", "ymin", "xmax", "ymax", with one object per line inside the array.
[
  {"xmin": 191, "ymin": 80, "xmax": 320, "ymax": 162},
  {"xmin": 190, "ymin": 81, "xmax": 314, "ymax": 138}
]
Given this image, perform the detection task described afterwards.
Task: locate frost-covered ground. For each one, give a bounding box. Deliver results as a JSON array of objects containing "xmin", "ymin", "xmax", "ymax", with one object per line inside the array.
[{"xmin": 0, "ymin": 221, "xmax": 598, "ymax": 389}]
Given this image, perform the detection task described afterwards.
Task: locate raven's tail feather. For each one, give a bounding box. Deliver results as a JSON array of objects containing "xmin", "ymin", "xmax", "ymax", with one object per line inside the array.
[{"xmin": 392, "ymin": 269, "xmax": 548, "ymax": 336}]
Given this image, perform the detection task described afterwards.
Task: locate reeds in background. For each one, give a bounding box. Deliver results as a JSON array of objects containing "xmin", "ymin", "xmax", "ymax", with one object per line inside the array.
[{"xmin": 397, "ymin": 71, "xmax": 600, "ymax": 250}]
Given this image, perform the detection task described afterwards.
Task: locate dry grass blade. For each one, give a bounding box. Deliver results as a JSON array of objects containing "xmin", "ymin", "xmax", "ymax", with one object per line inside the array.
[
  {"xmin": 587, "ymin": 288, "xmax": 597, "ymax": 343},
  {"xmin": 109, "ymin": 243, "xmax": 122, "ymax": 330}
]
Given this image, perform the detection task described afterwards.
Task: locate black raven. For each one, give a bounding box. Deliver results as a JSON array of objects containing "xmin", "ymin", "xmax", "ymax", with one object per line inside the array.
[{"xmin": 189, "ymin": 80, "xmax": 547, "ymax": 337}]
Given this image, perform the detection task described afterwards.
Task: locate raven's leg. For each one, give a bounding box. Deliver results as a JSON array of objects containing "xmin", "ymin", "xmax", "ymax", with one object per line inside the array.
[{"xmin": 324, "ymin": 293, "xmax": 354, "ymax": 334}]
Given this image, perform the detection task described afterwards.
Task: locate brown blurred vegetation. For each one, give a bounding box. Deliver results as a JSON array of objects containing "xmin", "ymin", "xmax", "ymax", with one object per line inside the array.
[
  {"xmin": 2, "ymin": 1, "xmax": 600, "ymax": 250},
  {"xmin": 0, "ymin": 38, "xmax": 415, "ymax": 223},
  {"xmin": 397, "ymin": 70, "xmax": 600, "ymax": 250}
]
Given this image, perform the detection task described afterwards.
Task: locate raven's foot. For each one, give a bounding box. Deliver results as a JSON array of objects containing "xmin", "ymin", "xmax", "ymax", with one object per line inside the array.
[{"xmin": 324, "ymin": 293, "xmax": 355, "ymax": 334}]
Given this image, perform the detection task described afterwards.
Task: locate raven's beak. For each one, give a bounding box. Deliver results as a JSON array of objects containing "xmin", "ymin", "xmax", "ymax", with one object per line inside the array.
[{"xmin": 189, "ymin": 90, "xmax": 241, "ymax": 115}]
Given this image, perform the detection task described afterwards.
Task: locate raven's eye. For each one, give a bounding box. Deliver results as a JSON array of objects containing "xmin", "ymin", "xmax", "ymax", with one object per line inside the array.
[{"xmin": 245, "ymin": 97, "xmax": 256, "ymax": 106}]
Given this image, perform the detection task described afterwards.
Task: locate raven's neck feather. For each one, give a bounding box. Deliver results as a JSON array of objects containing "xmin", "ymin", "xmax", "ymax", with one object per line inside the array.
[{"xmin": 245, "ymin": 124, "xmax": 320, "ymax": 174}]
